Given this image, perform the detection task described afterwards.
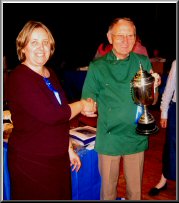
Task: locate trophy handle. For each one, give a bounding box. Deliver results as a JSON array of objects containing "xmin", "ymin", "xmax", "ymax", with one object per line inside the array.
[
  {"xmin": 130, "ymin": 82, "xmax": 139, "ymax": 105},
  {"xmin": 130, "ymin": 82, "xmax": 134, "ymax": 101}
]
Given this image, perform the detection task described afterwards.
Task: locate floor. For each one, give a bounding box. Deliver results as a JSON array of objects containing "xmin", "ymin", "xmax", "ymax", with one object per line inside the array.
[{"xmin": 117, "ymin": 108, "xmax": 176, "ymax": 200}]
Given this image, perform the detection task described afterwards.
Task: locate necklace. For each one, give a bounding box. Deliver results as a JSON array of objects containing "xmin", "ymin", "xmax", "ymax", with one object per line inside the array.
[{"xmin": 43, "ymin": 77, "xmax": 62, "ymax": 105}]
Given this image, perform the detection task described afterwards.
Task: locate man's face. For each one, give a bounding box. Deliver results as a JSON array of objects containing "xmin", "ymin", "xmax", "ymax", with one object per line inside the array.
[{"xmin": 107, "ymin": 20, "xmax": 136, "ymax": 59}]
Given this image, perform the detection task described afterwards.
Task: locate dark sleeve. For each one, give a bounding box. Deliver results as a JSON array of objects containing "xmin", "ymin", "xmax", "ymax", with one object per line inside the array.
[{"xmin": 8, "ymin": 69, "xmax": 71, "ymax": 125}]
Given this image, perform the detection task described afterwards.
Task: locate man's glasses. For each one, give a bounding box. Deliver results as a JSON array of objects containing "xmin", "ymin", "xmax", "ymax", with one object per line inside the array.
[{"xmin": 112, "ymin": 34, "xmax": 135, "ymax": 41}]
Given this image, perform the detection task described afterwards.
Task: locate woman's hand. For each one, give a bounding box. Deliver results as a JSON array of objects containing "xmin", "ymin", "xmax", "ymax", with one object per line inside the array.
[
  {"xmin": 81, "ymin": 98, "xmax": 97, "ymax": 117},
  {"xmin": 68, "ymin": 146, "xmax": 81, "ymax": 172},
  {"xmin": 69, "ymin": 99, "xmax": 97, "ymax": 120},
  {"xmin": 160, "ymin": 118, "xmax": 167, "ymax": 128}
]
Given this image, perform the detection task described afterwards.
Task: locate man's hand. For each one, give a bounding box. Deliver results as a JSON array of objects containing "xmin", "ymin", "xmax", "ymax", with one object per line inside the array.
[
  {"xmin": 150, "ymin": 70, "xmax": 161, "ymax": 88},
  {"xmin": 81, "ymin": 98, "xmax": 97, "ymax": 117}
]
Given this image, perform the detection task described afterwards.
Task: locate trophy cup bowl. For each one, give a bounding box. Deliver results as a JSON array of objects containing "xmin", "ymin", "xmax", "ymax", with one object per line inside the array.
[{"xmin": 131, "ymin": 63, "xmax": 159, "ymax": 135}]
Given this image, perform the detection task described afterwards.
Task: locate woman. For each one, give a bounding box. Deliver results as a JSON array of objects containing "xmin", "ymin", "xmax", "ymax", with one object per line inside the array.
[
  {"xmin": 149, "ymin": 60, "xmax": 176, "ymax": 196},
  {"xmin": 7, "ymin": 20, "xmax": 96, "ymax": 200}
]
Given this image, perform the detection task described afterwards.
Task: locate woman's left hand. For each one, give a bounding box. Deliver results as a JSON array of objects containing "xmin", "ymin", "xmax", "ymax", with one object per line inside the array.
[{"xmin": 69, "ymin": 147, "xmax": 81, "ymax": 172}]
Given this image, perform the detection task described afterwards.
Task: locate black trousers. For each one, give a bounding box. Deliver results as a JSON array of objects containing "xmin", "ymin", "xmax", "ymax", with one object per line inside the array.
[{"xmin": 162, "ymin": 101, "xmax": 176, "ymax": 180}]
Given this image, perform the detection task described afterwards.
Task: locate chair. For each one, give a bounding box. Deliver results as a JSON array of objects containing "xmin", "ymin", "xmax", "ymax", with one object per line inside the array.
[{"xmin": 151, "ymin": 61, "xmax": 165, "ymax": 75}]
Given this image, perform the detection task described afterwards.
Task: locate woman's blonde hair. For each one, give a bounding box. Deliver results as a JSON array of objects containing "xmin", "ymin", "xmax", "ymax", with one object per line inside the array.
[{"xmin": 16, "ymin": 20, "xmax": 55, "ymax": 62}]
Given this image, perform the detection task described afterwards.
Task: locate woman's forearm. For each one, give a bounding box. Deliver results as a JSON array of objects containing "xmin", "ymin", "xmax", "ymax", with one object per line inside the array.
[{"xmin": 68, "ymin": 101, "xmax": 83, "ymax": 120}]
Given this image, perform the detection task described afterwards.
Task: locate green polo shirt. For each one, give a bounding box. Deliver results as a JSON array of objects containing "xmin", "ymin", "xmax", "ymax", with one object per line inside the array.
[{"xmin": 82, "ymin": 51, "xmax": 152, "ymax": 155}]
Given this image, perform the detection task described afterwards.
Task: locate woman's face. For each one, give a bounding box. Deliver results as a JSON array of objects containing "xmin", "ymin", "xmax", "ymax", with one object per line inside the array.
[{"xmin": 23, "ymin": 27, "xmax": 51, "ymax": 68}]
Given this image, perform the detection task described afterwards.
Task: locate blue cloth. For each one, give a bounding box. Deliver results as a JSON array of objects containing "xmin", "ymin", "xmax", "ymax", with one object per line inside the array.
[
  {"xmin": 43, "ymin": 77, "xmax": 62, "ymax": 105},
  {"xmin": 71, "ymin": 148, "xmax": 101, "ymax": 200},
  {"xmin": 3, "ymin": 142, "xmax": 11, "ymax": 200}
]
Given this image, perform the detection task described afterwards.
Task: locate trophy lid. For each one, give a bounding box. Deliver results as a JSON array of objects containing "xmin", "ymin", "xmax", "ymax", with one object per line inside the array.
[{"xmin": 133, "ymin": 62, "xmax": 155, "ymax": 84}]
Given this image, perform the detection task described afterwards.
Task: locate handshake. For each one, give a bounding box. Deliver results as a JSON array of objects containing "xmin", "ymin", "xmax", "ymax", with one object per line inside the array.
[{"xmin": 80, "ymin": 98, "xmax": 97, "ymax": 117}]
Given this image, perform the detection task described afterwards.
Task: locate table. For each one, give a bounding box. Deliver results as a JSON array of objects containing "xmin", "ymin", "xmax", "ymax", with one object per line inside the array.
[
  {"xmin": 71, "ymin": 147, "xmax": 101, "ymax": 200},
  {"xmin": 3, "ymin": 141, "xmax": 11, "ymax": 200}
]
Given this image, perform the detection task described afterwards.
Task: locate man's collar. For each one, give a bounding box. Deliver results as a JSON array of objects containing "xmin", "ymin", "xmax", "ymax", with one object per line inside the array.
[{"xmin": 106, "ymin": 50, "xmax": 131, "ymax": 62}]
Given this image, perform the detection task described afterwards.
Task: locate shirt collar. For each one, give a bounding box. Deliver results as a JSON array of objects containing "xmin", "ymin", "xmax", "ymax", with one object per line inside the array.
[{"xmin": 105, "ymin": 50, "xmax": 131, "ymax": 63}]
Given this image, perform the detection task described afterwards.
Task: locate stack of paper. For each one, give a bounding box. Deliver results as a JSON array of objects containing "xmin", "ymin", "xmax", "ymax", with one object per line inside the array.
[{"xmin": 70, "ymin": 126, "xmax": 96, "ymax": 146}]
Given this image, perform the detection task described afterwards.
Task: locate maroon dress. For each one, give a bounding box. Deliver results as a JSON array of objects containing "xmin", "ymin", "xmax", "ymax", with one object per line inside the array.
[{"xmin": 7, "ymin": 64, "xmax": 72, "ymax": 200}]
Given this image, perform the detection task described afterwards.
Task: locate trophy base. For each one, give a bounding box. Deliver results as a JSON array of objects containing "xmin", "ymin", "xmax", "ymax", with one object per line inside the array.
[{"xmin": 136, "ymin": 122, "xmax": 159, "ymax": 135}]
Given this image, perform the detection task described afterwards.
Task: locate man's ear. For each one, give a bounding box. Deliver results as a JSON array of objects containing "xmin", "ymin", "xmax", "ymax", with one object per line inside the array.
[{"xmin": 107, "ymin": 32, "xmax": 112, "ymax": 44}]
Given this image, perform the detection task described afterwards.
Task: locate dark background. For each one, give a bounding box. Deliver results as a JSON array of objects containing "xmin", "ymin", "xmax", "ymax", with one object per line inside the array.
[{"xmin": 3, "ymin": 2, "xmax": 177, "ymax": 72}]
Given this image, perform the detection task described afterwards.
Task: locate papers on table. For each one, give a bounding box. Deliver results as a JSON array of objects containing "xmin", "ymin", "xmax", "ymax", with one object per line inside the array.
[
  {"xmin": 3, "ymin": 110, "xmax": 12, "ymax": 122},
  {"xmin": 77, "ymin": 66, "xmax": 88, "ymax": 71},
  {"xmin": 86, "ymin": 141, "xmax": 95, "ymax": 150},
  {"xmin": 3, "ymin": 110, "xmax": 13, "ymax": 140},
  {"xmin": 70, "ymin": 126, "xmax": 96, "ymax": 147}
]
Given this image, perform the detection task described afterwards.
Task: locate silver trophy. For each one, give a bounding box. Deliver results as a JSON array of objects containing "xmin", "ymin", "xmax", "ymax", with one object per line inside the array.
[{"xmin": 131, "ymin": 62, "xmax": 159, "ymax": 135}]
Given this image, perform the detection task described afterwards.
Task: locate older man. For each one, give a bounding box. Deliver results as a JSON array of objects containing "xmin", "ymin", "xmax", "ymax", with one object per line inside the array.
[{"xmin": 82, "ymin": 18, "xmax": 160, "ymax": 200}]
